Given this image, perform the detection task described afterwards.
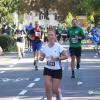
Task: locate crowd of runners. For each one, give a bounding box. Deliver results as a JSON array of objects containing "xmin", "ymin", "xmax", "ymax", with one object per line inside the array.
[{"xmin": 0, "ymin": 18, "xmax": 100, "ymax": 100}]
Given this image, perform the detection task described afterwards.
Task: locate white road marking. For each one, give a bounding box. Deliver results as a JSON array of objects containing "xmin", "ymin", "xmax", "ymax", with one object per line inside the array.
[
  {"xmin": 94, "ymin": 56, "xmax": 97, "ymax": 58},
  {"xmin": 96, "ymin": 53, "xmax": 98, "ymax": 56},
  {"xmin": 0, "ymin": 71, "xmax": 5, "ymax": 73},
  {"xmin": 0, "ymin": 60, "xmax": 19, "ymax": 73},
  {"xmin": 2, "ymin": 78, "xmax": 10, "ymax": 82},
  {"xmin": 18, "ymin": 78, "xmax": 40, "ymax": 96},
  {"xmin": 27, "ymin": 83, "xmax": 35, "ymax": 88},
  {"xmin": 77, "ymin": 81, "xmax": 83, "ymax": 85},
  {"xmin": 19, "ymin": 90, "xmax": 27, "ymax": 95},
  {"xmin": 9, "ymin": 61, "xmax": 18, "ymax": 68},
  {"xmin": 34, "ymin": 78, "xmax": 40, "ymax": 82},
  {"xmin": 14, "ymin": 78, "xmax": 29, "ymax": 82},
  {"xmin": 88, "ymin": 90, "xmax": 94, "ymax": 95},
  {"xmin": 0, "ymin": 78, "xmax": 29, "ymax": 82}
]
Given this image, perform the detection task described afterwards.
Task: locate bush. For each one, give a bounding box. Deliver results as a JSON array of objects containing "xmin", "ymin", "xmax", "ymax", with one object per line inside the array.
[{"xmin": 0, "ymin": 35, "xmax": 16, "ymax": 52}]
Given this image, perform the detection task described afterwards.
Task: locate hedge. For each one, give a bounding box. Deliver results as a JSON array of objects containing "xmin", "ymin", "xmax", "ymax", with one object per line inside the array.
[{"xmin": 0, "ymin": 35, "xmax": 16, "ymax": 51}]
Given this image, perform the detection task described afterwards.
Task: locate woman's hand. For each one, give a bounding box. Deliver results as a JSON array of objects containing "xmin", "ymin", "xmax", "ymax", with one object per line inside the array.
[
  {"xmin": 39, "ymin": 52, "xmax": 45, "ymax": 61},
  {"xmin": 51, "ymin": 56, "xmax": 59, "ymax": 61},
  {"xmin": 60, "ymin": 50, "xmax": 68, "ymax": 60}
]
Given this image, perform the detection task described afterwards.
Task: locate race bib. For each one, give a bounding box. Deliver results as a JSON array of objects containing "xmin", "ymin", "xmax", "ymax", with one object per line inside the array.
[
  {"xmin": 71, "ymin": 38, "xmax": 78, "ymax": 43},
  {"xmin": 35, "ymin": 32, "xmax": 40, "ymax": 36},
  {"xmin": 47, "ymin": 61, "xmax": 55, "ymax": 66}
]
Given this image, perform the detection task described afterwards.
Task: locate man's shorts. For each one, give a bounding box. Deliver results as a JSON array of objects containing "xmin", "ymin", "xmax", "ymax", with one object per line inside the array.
[
  {"xmin": 32, "ymin": 40, "xmax": 42, "ymax": 52},
  {"xmin": 69, "ymin": 47, "xmax": 82, "ymax": 57},
  {"xmin": 43, "ymin": 67, "xmax": 62, "ymax": 79}
]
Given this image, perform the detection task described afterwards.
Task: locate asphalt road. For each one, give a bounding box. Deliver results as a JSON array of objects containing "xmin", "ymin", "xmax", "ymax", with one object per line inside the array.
[{"xmin": 0, "ymin": 46, "xmax": 100, "ymax": 100}]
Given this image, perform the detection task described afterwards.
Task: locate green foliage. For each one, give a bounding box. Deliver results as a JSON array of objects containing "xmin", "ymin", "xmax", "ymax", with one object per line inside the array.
[
  {"xmin": 2, "ymin": 13, "xmax": 13, "ymax": 23},
  {"xmin": 0, "ymin": 35, "xmax": 16, "ymax": 51},
  {"xmin": 17, "ymin": 0, "xmax": 100, "ymax": 22},
  {"xmin": 65, "ymin": 12, "xmax": 74, "ymax": 27},
  {"xmin": 76, "ymin": 0, "xmax": 93, "ymax": 15},
  {"xmin": 0, "ymin": 0, "xmax": 18, "ymax": 23},
  {"xmin": 76, "ymin": 0, "xmax": 100, "ymax": 25},
  {"xmin": 0, "ymin": 0, "xmax": 100, "ymax": 23},
  {"xmin": 94, "ymin": 14, "xmax": 100, "ymax": 25}
]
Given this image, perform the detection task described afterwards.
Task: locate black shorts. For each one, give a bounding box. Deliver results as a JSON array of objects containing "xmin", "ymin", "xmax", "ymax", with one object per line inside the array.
[
  {"xmin": 43, "ymin": 67, "xmax": 62, "ymax": 79},
  {"xmin": 69, "ymin": 47, "xmax": 82, "ymax": 57}
]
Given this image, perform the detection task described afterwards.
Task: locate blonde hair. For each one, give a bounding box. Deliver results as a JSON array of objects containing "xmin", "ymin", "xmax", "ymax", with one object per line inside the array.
[{"xmin": 48, "ymin": 26, "xmax": 55, "ymax": 33}]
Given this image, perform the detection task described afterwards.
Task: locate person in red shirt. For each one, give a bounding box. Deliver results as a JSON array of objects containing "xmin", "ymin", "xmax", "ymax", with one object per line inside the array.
[{"xmin": 29, "ymin": 21, "xmax": 42, "ymax": 70}]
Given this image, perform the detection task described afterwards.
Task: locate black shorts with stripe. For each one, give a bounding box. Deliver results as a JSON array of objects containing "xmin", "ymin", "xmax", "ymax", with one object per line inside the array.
[{"xmin": 43, "ymin": 67, "xmax": 62, "ymax": 79}]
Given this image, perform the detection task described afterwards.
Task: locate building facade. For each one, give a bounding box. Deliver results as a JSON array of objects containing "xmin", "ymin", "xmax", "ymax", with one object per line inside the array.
[{"xmin": 23, "ymin": 11, "xmax": 59, "ymax": 27}]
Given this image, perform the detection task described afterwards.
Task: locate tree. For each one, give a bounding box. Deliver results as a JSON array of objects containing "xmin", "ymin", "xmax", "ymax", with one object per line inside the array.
[
  {"xmin": 77, "ymin": 0, "xmax": 100, "ymax": 25},
  {"xmin": 0, "ymin": 0, "xmax": 18, "ymax": 23},
  {"xmin": 17, "ymin": 0, "xmax": 74, "ymax": 21},
  {"xmin": 0, "ymin": 0, "xmax": 99, "ymax": 23},
  {"xmin": 65, "ymin": 12, "xmax": 74, "ymax": 27},
  {"xmin": 18, "ymin": 0, "xmax": 58, "ymax": 20}
]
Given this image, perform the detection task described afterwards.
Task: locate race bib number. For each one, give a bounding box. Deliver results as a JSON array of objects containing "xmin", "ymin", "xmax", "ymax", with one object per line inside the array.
[
  {"xmin": 71, "ymin": 38, "xmax": 78, "ymax": 43},
  {"xmin": 35, "ymin": 32, "xmax": 40, "ymax": 36},
  {"xmin": 47, "ymin": 61, "xmax": 55, "ymax": 66}
]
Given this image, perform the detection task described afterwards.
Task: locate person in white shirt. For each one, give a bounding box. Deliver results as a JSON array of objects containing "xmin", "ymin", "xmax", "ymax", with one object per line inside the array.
[
  {"xmin": 15, "ymin": 24, "xmax": 26, "ymax": 59},
  {"xmin": 39, "ymin": 29, "xmax": 68, "ymax": 100}
]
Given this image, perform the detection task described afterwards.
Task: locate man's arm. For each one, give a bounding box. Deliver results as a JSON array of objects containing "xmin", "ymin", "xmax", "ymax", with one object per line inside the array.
[{"xmin": 76, "ymin": 28, "xmax": 85, "ymax": 40}]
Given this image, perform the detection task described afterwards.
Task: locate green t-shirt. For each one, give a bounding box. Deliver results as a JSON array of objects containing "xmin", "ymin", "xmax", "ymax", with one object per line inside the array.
[{"xmin": 67, "ymin": 27, "xmax": 84, "ymax": 48}]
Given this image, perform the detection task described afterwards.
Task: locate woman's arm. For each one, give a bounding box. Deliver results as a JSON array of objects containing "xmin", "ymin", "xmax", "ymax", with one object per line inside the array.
[
  {"xmin": 39, "ymin": 52, "xmax": 45, "ymax": 61},
  {"xmin": 59, "ymin": 50, "xmax": 68, "ymax": 60},
  {"xmin": 51, "ymin": 50, "xmax": 68, "ymax": 61}
]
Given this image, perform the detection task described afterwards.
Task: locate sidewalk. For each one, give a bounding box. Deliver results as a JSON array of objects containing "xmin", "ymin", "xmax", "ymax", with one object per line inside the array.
[
  {"xmin": 0, "ymin": 52, "xmax": 18, "ymax": 66},
  {"xmin": 62, "ymin": 44, "xmax": 100, "ymax": 52},
  {"xmin": 0, "ymin": 44, "xmax": 100, "ymax": 58}
]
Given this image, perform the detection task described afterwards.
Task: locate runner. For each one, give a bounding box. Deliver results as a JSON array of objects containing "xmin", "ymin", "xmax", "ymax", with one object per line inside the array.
[
  {"xmin": 29, "ymin": 21, "xmax": 42, "ymax": 70},
  {"xmin": 26, "ymin": 23, "xmax": 33, "ymax": 51},
  {"xmin": 62, "ymin": 27, "xmax": 67, "ymax": 43},
  {"xmin": 44, "ymin": 27, "xmax": 48, "ymax": 43},
  {"xmin": 15, "ymin": 24, "xmax": 26, "ymax": 59},
  {"xmin": 67, "ymin": 19, "xmax": 85, "ymax": 78},
  {"xmin": 39, "ymin": 29, "xmax": 68, "ymax": 100},
  {"xmin": 56, "ymin": 24, "xmax": 63, "ymax": 42}
]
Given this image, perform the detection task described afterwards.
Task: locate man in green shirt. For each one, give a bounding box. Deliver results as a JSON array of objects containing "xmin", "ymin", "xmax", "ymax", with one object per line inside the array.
[{"xmin": 67, "ymin": 19, "xmax": 85, "ymax": 78}]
